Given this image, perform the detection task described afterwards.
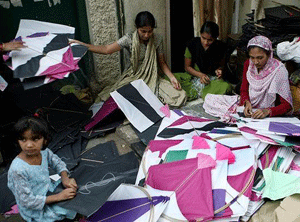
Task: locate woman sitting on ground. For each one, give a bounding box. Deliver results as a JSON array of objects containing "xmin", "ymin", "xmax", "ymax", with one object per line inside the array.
[
  {"xmin": 173, "ymin": 21, "xmax": 232, "ymax": 101},
  {"xmin": 240, "ymin": 35, "xmax": 293, "ymax": 119},
  {"xmin": 71, "ymin": 11, "xmax": 187, "ymax": 107}
]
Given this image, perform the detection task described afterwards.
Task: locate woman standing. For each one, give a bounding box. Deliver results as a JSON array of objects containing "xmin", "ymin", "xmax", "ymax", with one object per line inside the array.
[
  {"xmin": 174, "ymin": 21, "xmax": 232, "ymax": 101},
  {"xmin": 72, "ymin": 11, "xmax": 186, "ymax": 107},
  {"xmin": 240, "ymin": 36, "xmax": 293, "ymax": 119}
]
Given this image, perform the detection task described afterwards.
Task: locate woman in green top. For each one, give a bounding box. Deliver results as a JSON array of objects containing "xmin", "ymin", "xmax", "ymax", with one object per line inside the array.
[
  {"xmin": 174, "ymin": 21, "xmax": 232, "ymax": 101},
  {"xmin": 71, "ymin": 11, "xmax": 187, "ymax": 107}
]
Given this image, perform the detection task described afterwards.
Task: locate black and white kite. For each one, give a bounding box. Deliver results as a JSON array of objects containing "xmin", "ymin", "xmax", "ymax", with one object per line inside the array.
[{"xmin": 110, "ymin": 79, "xmax": 166, "ymax": 133}]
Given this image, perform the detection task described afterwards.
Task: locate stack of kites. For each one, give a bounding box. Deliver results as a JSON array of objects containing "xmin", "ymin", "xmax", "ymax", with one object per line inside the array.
[
  {"xmin": 3, "ymin": 19, "xmax": 88, "ymax": 90},
  {"xmin": 238, "ymin": 5, "xmax": 300, "ymax": 52},
  {"xmin": 79, "ymin": 79, "xmax": 300, "ymax": 221}
]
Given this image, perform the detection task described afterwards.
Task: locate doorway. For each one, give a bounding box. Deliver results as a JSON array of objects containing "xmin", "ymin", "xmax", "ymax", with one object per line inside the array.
[{"xmin": 169, "ymin": 1, "xmax": 194, "ymax": 73}]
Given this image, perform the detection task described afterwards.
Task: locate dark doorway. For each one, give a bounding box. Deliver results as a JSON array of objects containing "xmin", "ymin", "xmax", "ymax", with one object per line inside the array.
[{"xmin": 169, "ymin": 1, "xmax": 194, "ymax": 73}]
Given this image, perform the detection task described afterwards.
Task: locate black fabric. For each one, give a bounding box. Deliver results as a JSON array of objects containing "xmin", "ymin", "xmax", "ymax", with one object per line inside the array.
[
  {"xmin": 44, "ymin": 93, "xmax": 92, "ymax": 132},
  {"xmin": 13, "ymin": 84, "xmax": 62, "ymax": 115},
  {"xmin": 264, "ymin": 6, "xmax": 300, "ymax": 23},
  {"xmin": 0, "ymin": 122, "xmax": 20, "ymax": 166},
  {"xmin": 48, "ymin": 126, "xmax": 81, "ymax": 153},
  {"xmin": 48, "ymin": 126, "xmax": 85, "ymax": 170},
  {"xmin": 132, "ymin": 118, "xmax": 163, "ymax": 145},
  {"xmin": 130, "ymin": 141, "xmax": 147, "ymax": 159},
  {"xmin": 238, "ymin": 6, "xmax": 300, "ymax": 52},
  {"xmin": 48, "ymin": 123, "xmax": 121, "ymax": 171},
  {"xmin": 187, "ymin": 37, "xmax": 227, "ymax": 76},
  {"xmin": 157, "ymin": 121, "xmax": 228, "ymax": 139},
  {"xmin": 79, "ymin": 140, "xmax": 119, "ymax": 163},
  {"xmin": 285, "ymin": 136, "xmax": 300, "ymax": 146},
  {"xmin": 116, "ymin": 84, "xmax": 162, "ymax": 123},
  {"xmin": 80, "ymin": 119, "xmax": 122, "ymax": 139},
  {"xmin": 54, "ymin": 135, "xmax": 88, "ymax": 170},
  {"xmin": 51, "ymin": 152, "xmax": 139, "ymax": 217},
  {"xmin": 0, "ymin": 171, "xmax": 15, "ymax": 213}
]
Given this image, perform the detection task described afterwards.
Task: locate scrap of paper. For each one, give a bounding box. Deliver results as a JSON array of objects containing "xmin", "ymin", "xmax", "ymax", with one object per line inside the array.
[
  {"xmin": 10, "ymin": 0, "xmax": 22, "ymax": 7},
  {"xmin": 0, "ymin": 0, "xmax": 10, "ymax": 8},
  {"xmin": 197, "ymin": 153, "xmax": 216, "ymax": 169},
  {"xmin": 192, "ymin": 136, "xmax": 210, "ymax": 149},
  {"xmin": 0, "ymin": 75, "xmax": 8, "ymax": 91}
]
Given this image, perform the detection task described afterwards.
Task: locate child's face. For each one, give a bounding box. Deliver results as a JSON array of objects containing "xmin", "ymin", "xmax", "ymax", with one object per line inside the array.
[{"xmin": 18, "ymin": 129, "xmax": 45, "ymax": 157}]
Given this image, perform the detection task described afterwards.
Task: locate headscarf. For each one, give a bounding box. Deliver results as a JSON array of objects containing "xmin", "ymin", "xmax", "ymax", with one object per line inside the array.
[{"xmin": 246, "ymin": 36, "xmax": 293, "ymax": 109}]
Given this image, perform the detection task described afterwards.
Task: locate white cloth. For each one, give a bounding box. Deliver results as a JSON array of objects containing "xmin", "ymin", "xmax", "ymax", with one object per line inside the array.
[{"xmin": 277, "ymin": 37, "xmax": 300, "ymax": 63}]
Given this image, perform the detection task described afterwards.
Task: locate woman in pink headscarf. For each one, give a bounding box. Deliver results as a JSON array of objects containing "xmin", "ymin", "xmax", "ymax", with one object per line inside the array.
[{"xmin": 240, "ymin": 36, "xmax": 293, "ymax": 119}]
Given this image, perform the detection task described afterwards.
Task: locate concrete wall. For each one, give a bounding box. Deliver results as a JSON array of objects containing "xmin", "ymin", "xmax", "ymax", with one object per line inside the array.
[
  {"xmin": 238, "ymin": 0, "xmax": 300, "ymax": 33},
  {"xmin": 85, "ymin": 0, "xmax": 121, "ymax": 94}
]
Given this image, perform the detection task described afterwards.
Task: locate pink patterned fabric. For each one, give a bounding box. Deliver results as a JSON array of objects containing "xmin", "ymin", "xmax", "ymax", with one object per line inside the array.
[
  {"xmin": 246, "ymin": 36, "xmax": 293, "ymax": 109},
  {"xmin": 203, "ymin": 94, "xmax": 239, "ymax": 123}
]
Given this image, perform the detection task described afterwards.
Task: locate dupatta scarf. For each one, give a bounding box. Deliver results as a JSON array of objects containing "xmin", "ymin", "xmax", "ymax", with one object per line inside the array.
[
  {"xmin": 246, "ymin": 36, "xmax": 293, "ymax": 109},
  {"xmin": 97, "ymin": 30, "xmax": 158, "ymax": 102}
]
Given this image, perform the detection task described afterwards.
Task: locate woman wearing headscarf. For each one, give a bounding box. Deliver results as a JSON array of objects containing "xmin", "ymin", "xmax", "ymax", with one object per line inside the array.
[
  {"xmin": 71, "ymin": 11, "xmax": 187, "ymax": 107},
  {"xmin": 240, "ymin": 36, "xmax": 293, "ymax": 119}
]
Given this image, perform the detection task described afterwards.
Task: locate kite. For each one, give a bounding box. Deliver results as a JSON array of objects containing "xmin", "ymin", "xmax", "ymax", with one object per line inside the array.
[
  {"xmin": 6, "ymin": 20, "xmax": 87, "ymax": 89},
  {"xmin": 156, "ymin": 115, "xmax": 228, "ymax": 140},
  {"xmin": 52, "ymin": 152, "xmax": 139, "ymax": 217},
  {"xmin": 87, "ymin": 184, "xmax": 170, "ymax": 222},
  {"xmin": 110, "ymin": 79, "xmax": 165, "ymax": 133},
  {"xmin": 146, "ymin": 156, "xmax": 215, "ymax": 221},
  {"xmin": 84, "ymin": 96, "xmax": 121, "ymax": 131}
]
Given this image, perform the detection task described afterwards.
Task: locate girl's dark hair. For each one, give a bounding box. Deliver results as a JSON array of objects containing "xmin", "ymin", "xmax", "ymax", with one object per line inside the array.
[
  {"xmin": 200, "ymin": 21, "xmax": 219, "ymax": 39},
  {"xmin": 135, "ymin": 11, "xmax": 156, "ymax": 29},
  {"xmin": 248, "ymin": 45, "xmax": 271, "ymax": 56},
  {"xmin": 14, "ymin": 116, "xmax": 51, "ymax": 147}
]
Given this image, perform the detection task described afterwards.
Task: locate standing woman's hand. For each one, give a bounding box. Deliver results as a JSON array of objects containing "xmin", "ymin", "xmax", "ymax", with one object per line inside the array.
[
  {"xmin": 244, "ymin": 100, "xmax": 253, "ymax": 117},
  {"xmin": 170, "ymin": 76, "xmax": 181, "ymax": 90}
]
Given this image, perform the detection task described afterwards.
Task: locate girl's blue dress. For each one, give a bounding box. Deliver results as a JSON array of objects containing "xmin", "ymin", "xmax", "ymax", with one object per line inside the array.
[{"xmin": 7, "ymin": 148, "xmax": 77, "ymax": 222}]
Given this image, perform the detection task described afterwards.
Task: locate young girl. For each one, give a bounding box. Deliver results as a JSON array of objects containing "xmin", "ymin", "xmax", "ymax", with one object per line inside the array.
[{"xmin": 7, "ymin": 116, "xmax": 78, "ymax": 222}]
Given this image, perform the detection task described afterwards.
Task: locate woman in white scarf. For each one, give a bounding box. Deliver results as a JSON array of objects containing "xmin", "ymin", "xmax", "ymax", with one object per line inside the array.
[{"xmin": 240, "ymin": 36, "xmax": 293, "ymax": 118}]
